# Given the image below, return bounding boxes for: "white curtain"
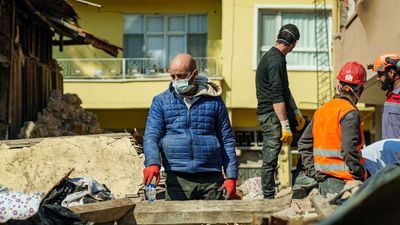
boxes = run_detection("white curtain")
[261,13,277,49]
[282,12,316,67]
[259,11,331,67]
[168,35,185,63]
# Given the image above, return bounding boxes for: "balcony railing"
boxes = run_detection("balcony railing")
[57,57,222,80]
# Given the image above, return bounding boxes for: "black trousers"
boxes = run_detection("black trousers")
[257,112,282,198]
[165,171,224,201]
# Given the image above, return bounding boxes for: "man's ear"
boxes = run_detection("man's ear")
[193,68,199,78]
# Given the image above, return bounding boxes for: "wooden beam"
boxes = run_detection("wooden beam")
[21,0,68,37]
[72,0,102,8]
[0,132,133,149]
[52,39,88,46]
[133,196,291,225]
[69,198,136,223]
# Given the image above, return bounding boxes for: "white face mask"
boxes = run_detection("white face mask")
[172,70,196,94]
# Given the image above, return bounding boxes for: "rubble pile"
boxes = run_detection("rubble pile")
[19,90,102,138]
[239,177,320,223]
[0,136,144,198]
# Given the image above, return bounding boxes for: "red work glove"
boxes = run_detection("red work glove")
[220,178,237,200]
[143,165,160,186]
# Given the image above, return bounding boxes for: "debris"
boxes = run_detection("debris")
[238,177,263,200]
[18,90,102,138]
[310,194,337,218]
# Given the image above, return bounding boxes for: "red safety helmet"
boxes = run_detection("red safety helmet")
[337,61,367,85]
[370,52,400,72]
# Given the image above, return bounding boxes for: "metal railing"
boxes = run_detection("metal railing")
[57,57,222,80]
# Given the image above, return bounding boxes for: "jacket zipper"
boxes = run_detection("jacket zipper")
[188,109,194,162]
[176,91,197,167]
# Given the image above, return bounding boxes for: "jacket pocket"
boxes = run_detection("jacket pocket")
[162,135,190,160]
[197,136,221,164]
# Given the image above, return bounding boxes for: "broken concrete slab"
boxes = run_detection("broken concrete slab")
[0,135,144,198]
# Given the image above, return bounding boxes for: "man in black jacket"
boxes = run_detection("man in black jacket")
[256,24,306,199]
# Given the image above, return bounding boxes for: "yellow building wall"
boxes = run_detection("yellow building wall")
[64,79,223,109]
[59,0,335,131]
[53,0,222,59]
[92,109,149,131]
[58,0,224,130]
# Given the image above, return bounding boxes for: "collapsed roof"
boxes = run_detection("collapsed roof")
[17,0,122,57]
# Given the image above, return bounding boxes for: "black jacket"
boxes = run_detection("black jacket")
[256,47,293,116]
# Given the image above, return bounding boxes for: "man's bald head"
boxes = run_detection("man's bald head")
[170,54,197,76]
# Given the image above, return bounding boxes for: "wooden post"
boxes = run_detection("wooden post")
[278,144,292,189]
[0,0,11,139]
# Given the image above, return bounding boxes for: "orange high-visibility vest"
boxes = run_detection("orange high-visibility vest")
[312,98,365,181]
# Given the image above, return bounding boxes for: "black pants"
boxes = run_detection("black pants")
[257,112,282,198]
[165,171,224,201]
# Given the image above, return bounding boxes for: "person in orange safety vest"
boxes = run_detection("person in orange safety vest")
[298,61,368,197]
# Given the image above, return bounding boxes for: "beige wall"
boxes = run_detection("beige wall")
[333,0,400,105]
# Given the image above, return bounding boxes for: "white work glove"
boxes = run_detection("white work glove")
[341,180,363,200]
[294,109,306,131]
[280,119,293,144]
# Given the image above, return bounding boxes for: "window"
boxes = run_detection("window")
[257,9,332,70]
[124,14,207,72]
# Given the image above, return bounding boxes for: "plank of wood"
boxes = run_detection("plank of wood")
[0,132,132,148]
[133,196,291,225]
[310,194,336,218]
[69,198,135,223]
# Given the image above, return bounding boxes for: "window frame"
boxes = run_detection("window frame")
[123,13,208,68]
[252,4,333,71]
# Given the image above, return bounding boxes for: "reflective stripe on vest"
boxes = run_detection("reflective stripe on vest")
[312,98,364,181]
[314,148,350,176]
[314,164,350,172]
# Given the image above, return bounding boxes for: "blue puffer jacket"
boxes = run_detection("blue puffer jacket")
[143,82,238,179]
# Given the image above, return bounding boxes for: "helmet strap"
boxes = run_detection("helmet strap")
[339,83,362,104]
